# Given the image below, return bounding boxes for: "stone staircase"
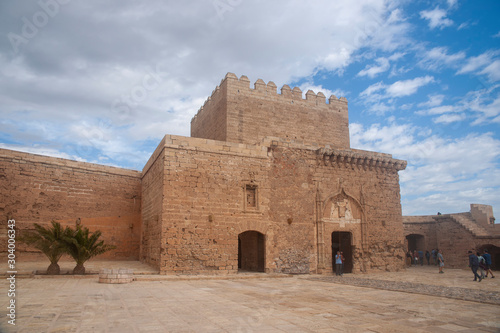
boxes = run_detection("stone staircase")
[449,213,490,237]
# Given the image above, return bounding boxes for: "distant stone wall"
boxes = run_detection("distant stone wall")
[0,148,142,260]
[403,209,500,268]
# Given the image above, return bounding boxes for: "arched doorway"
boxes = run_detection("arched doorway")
[332,231,353,273]
[406,234,425,252]
[238,231,265,272]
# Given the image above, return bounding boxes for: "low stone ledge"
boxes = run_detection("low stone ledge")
[99,268,134,284]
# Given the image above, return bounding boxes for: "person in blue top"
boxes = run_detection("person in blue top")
[418,250,424,266]
[335,251,342,276]
[483,249,495,278]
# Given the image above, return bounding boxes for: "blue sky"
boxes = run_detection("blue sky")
[1,0,499,216]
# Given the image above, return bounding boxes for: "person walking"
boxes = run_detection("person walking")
[425,250,431,265]
[437,249,444,273]
[483,249,496,278]
[477,252,486,279]
[418,250,424,266]
[468,251,482,282]
[335,251,342,276]
[406,250,412,267]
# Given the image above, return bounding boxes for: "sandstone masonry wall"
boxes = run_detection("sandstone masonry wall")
[190,81,227,142]
[0,148,142,260]
[142,133,407,275]
[271,142,406,273]
[148,135,271,274]
[191,73,350,148]
[141,137,167,269]
[403,212,500,268]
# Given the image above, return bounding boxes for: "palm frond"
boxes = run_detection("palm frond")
[18,221,69,264]
[62,225,116,267]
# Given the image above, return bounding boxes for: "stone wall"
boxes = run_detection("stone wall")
[140,137,167,269]
[271,143,406,273]
[0,148,142,260]
[140,134,407,275]
[191,73,350,148]
[403,209,500,268]
[146,135,271,274]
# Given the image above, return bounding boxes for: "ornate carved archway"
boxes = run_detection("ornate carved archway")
[316,187,367,273]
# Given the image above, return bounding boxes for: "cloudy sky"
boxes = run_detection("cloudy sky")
[1,0,499,216]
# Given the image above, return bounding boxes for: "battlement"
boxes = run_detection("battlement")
[191,73,348,124]
[191,73,351,148]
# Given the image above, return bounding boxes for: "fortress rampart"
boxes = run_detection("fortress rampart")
[191,73,350,148]
[0,148,142,260]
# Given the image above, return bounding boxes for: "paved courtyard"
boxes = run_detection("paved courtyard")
[1,262,499,332]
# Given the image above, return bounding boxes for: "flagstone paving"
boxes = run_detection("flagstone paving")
[1,263,499,332]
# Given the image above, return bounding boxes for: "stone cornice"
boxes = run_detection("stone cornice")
[316,148,407,171]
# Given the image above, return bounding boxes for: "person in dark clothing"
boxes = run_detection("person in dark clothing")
[431,249,437,265]
[483,249,496,278]
[468,251,482,282]
[425,250,431,265]
[406,250,412,267]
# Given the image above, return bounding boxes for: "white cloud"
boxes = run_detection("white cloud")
[361,76,434,99]
[417,105,455,116]
[298,83,346,101]
[480,60,500,82]
[356,53,405,78]
[359,76,435,114]
[386,76,435,97]
[420,7,454,29]
[418,94,445,108]
[433,113,466,123]
[0,143,88,162]
[360,81,386,97]
[358,58,390,78]
[457,51,498,75]
[351,122,500,215]
[463,85,500,124]
[419,47,466,71]
[362,8,412,52]
[447,0,458,8]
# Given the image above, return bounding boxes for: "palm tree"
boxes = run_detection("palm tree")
[19,221,70,275]
[63,225,116,274]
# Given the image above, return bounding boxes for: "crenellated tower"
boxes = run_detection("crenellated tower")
[191,73,350,148]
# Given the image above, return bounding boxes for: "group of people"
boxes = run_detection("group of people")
[468,249,495,282]
[406,249,445,273]
[406,247,496,280]
[335,251,345,276]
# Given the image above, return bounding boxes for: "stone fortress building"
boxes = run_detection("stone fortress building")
[1,72,496,274]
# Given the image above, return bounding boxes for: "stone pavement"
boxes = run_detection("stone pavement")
[1,262,499,332]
